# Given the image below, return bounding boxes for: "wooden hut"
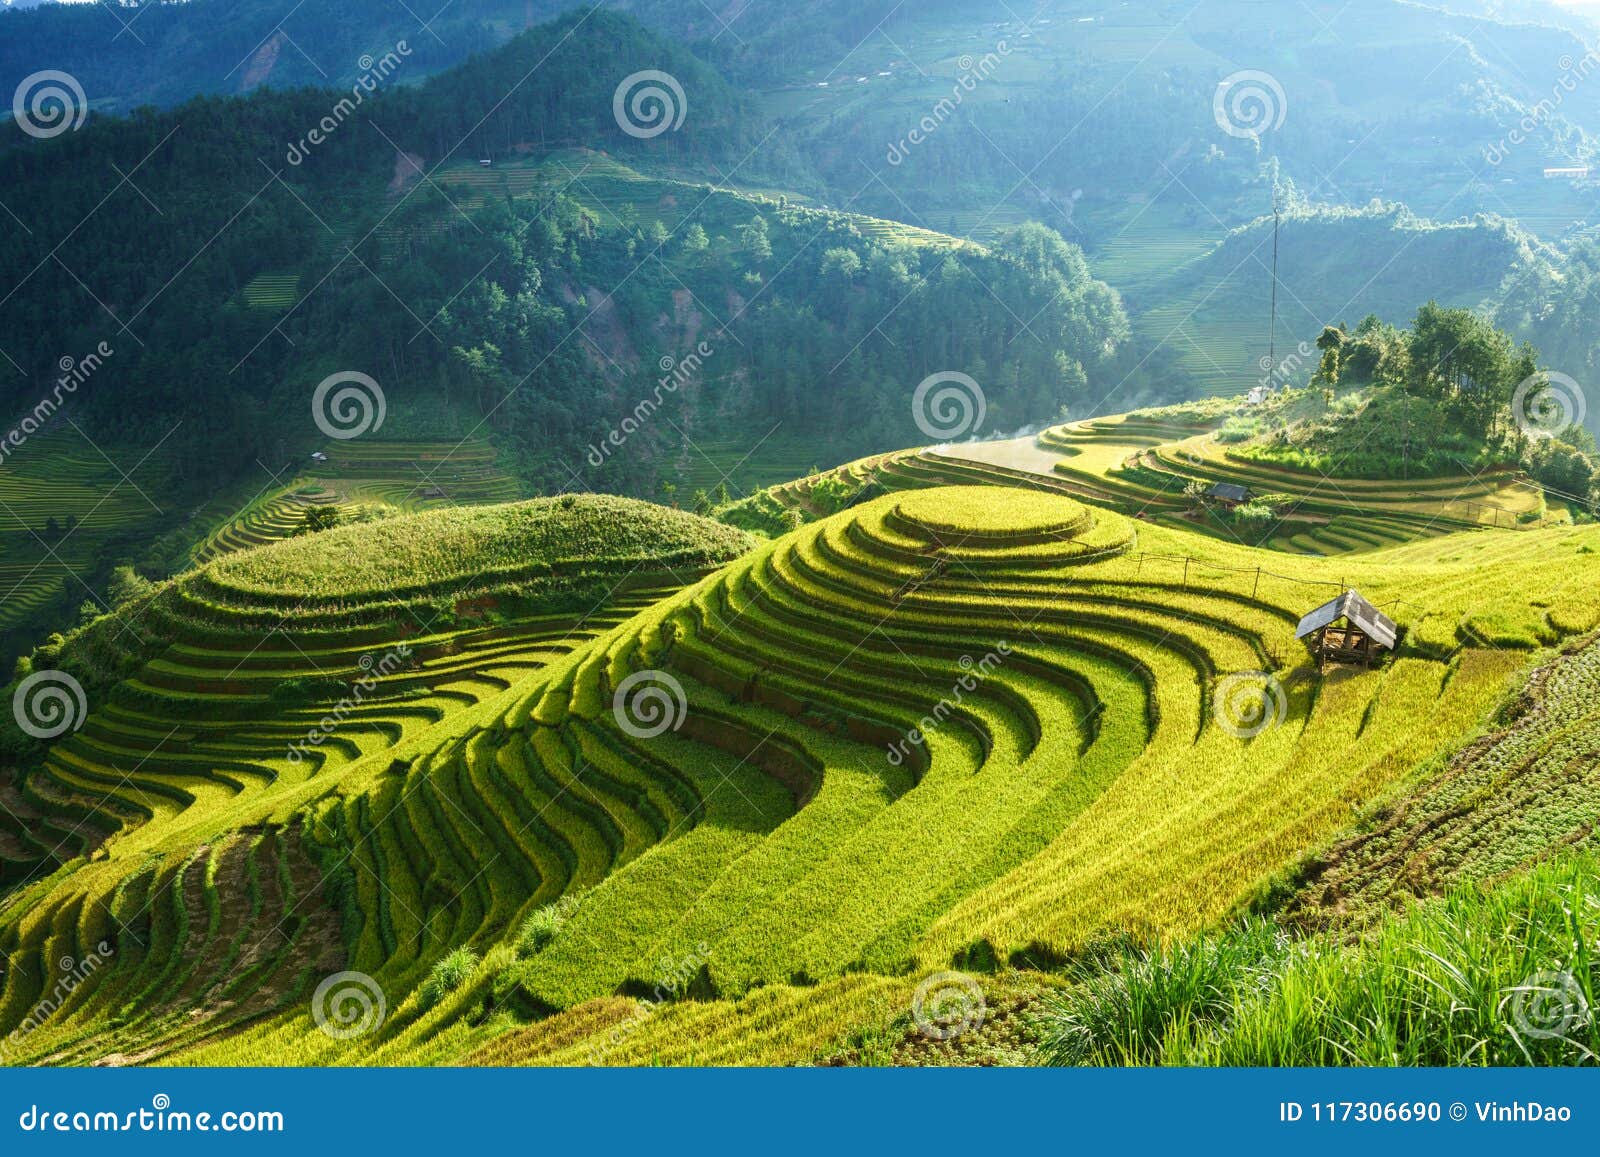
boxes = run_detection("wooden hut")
[1206,481,1251,510]
[1295,590,1397,667]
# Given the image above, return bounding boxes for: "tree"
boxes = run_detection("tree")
[691,488,710,515]
[1407,302,1519,434]
[736,215,771,262]
[303,505,341,533]
[819,247,862,287]
[1313,324,1347,387]
[107,565,153,608]
[713,481,731,507]
[680,223,709,257]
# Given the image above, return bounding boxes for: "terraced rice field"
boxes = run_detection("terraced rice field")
[189,488,345,564]
[1287,630,1600,924]
[0,496,753,1061]
[4,463,1596,1066]
[190,440,520,564]
[0,428,177,635]
[755,403,1546,559]
[308,439,519,508]
[240,271,301,311]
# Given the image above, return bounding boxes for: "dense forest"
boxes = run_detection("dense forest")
[0,10,1130,502]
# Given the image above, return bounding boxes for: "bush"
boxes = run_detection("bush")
[515,898,577,957]
[107,565,154,609]
[1214,415,1261,444]
[420,946,481,1008]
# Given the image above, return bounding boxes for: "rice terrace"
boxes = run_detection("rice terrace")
[2,0,1600,1128]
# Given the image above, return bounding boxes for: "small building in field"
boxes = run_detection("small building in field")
[1295,590,1398,667]
[1206,481,1252,509]
[422,485,447,499]
[310,451,329,463]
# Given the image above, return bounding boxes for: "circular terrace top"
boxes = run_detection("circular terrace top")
[892,485,1089,542]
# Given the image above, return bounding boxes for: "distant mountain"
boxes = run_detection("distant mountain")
[0,0,521,111]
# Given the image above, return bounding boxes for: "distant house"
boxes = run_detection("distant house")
[1245,385,1270,406]
[309,451,329,463]
[1544,165,1590,180]
[422,485,447,499]
[479,157,493,167]
[1206,481,1251,509]
[1295,590,1398,667]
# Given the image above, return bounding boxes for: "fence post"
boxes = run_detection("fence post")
[1252,567,1261,599]
[1182,557,1189,588]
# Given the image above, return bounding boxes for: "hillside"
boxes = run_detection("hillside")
[3,462,1598,1064]
[0,495,752,892]
[1123,203,1548,398]
[0,7,1141,666]
[0,6,1130,518]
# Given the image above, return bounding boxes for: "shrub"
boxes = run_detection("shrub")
[515,898,577,957]
[1214,416,1260,444]
[107,565,154,609]
[420,946,481,1008]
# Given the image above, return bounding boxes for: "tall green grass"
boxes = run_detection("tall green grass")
[1040,854,1600,1066]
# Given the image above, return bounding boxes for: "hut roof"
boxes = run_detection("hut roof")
[1295,590,1398,649]
[1207,482,1251,503]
